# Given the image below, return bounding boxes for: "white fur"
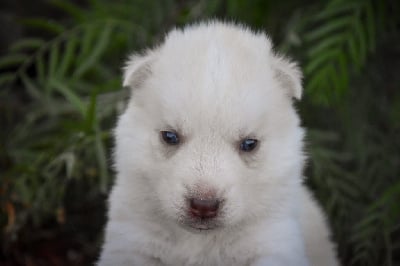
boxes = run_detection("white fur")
[98,21,339,266]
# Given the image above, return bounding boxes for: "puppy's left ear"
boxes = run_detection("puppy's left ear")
[123,50,157,89]
[272,55,303,100]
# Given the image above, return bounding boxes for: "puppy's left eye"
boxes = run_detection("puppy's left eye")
[240,138,258,152]
[161,131,180,145]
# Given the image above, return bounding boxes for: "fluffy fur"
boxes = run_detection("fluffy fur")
[98,21,339,266]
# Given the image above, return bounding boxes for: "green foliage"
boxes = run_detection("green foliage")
[299,1,400,265]
[0,0,176,251]
[302,0,387,105]
[1,0,399,265]
[306,93,400,265]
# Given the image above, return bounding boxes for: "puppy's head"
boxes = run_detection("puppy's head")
[115,22,304,231]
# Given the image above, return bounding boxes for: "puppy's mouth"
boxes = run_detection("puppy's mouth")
[180,217,222,232]
[178,208,223,232]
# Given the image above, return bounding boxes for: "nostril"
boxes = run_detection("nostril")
[189,198,220,219]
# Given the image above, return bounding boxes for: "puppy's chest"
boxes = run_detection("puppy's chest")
[152,236,254,266]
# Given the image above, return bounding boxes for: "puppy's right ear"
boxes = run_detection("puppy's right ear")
[271,54,303,100]
[123,50,156,89]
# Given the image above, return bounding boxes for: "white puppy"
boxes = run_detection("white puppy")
[98,21,339,266]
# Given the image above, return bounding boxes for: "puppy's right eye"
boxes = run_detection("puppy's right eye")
[161,131,180,145]
[239,138,258,152]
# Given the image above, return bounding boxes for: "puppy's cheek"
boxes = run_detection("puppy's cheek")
[155,179,186,218]
[221,189,245,225]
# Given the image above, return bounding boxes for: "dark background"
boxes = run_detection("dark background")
[1,0,399,265]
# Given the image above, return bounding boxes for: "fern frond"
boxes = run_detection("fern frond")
[302,0,387,105]
[20,18,66,34]
[9,38,45,52]
[350,181,400,265]
[49,0,86,21]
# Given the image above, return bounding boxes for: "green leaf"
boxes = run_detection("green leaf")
[305,17,352,42]
[365,2,376,52]
[58,37,78,76]
[73,23,113,78]
[354,17,367,65]
[53,152,76,179]
[85,93,97,132]
[306,66,329,103]
[347,34,361,71]
[0,73,15,86]
[77,25,96,61]
[50,78,86,117]
[337,53,349,95]
[307,35,344,57]
[352,213,381,237]
[21,73,42,100]
[0,54,27,69]
[21,18,65,34]
[324,63,342,99]
[48,43,60,77]
[312,2,358,21]
[375,0,387,31]
[304,49,340,75]
[35,55,46,86]
[49,0,86,21]
[351,243,376,265]
[95,128,108,193]
[10,38,45,52]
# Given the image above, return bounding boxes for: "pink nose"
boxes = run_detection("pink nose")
[189,198,220,219]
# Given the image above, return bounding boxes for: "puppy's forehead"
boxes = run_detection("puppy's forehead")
[145,26,283,128]
[154,24,274,91]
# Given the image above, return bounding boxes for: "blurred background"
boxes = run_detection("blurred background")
[0,0,399,265]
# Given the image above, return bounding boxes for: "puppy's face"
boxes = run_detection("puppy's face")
[115,23,304,232]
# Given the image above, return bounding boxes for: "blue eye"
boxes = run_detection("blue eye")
[161,131,180,145]
[240,138,258,152]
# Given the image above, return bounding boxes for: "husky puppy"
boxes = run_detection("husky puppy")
[98,21,339,266]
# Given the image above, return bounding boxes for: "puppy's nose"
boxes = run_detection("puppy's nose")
[189,198,220,219]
